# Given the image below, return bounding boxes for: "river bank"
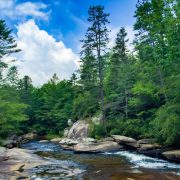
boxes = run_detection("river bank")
[0,146,50,180]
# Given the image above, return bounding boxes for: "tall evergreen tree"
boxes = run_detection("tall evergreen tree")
[81,6,110,129]
[0,19,20,82]
[80,47,97,91]
[106,27,131,119]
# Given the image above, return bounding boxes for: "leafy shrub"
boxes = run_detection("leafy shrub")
[73,92,99,118]
[108,118,149,139]
[151,103,180,146]
[90,124,106,139]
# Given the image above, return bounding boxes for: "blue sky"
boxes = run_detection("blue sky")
[0,0,138,85]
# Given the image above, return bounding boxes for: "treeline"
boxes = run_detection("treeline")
[0,0,179,146]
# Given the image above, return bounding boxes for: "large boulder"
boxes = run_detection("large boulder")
[111,135,139,148]
[74,141,123,153]
[0,148,50,179]
[67,121,89,139]
[162,150,180,163]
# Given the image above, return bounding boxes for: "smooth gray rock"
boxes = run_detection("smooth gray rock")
[74,141,123,153]
[139,143,161,151]
[162,150,180,163]
[111,135,139,148]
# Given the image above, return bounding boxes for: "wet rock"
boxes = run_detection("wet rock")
[60,144,74,151]
[31,163,85,179]
[39,140,49,143]
[74,141,123,153]
[139,143,161,151]
[162,150,180,163]
[50,138,62,143]
[59,138,79,146]
[111,135,139,148]
[67,120,89,139]
[0,147,50,180]
[138,149,165,158]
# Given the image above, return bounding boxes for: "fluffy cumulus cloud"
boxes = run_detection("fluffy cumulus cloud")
[0,0,50,20]
[14,20,79,86]
[109,26,135,51]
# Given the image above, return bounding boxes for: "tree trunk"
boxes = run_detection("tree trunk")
[98,48,106,131]
[96,20,106,133]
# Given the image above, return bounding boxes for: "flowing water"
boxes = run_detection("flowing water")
[21,141,180,180]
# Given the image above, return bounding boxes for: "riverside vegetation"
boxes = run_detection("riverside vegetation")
[0,0,180,150]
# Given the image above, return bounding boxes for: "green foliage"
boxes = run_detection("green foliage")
[0,19,20,58]
[28,79,74,135]
[0,86,28,137]
[90,124,106,139]
[73,91,99,119]
[151,103,180,146]
[45,134,62,140]
[107,118,149,139]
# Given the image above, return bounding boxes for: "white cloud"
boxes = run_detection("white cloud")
[13,20,79,86]
[109,26,135,51]
[0,0,49,20]
[0,0,13,9]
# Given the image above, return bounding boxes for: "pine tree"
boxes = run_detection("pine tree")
[106,27,130,119]
[81,6,110,129]
[80,47,97,92]
[0,19,21,83]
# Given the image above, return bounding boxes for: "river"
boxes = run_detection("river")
[21,141,180,180]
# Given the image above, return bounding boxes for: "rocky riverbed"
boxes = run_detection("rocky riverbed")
[0,140,180,180]
[1,119,180,179]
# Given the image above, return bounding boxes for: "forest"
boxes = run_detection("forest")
[0,0,179,147]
